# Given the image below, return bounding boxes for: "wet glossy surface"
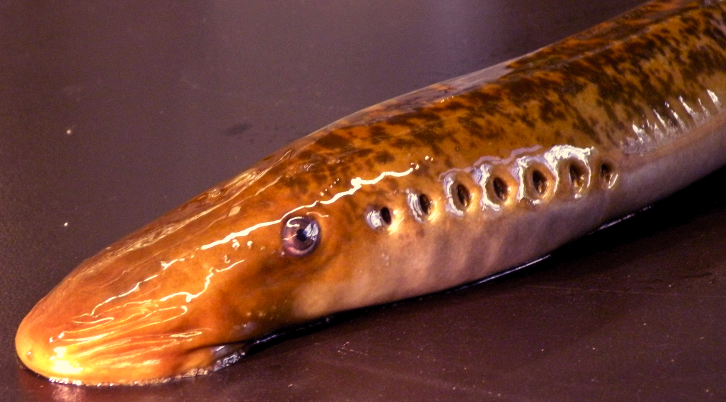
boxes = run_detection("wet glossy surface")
[5,0,726,399]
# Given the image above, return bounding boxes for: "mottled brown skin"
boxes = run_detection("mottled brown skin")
[16,0,726,385]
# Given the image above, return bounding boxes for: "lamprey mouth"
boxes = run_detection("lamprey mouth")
[14,256,257,385]
[16,321,248,385]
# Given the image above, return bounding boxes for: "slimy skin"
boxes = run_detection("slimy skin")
[15,0,726,385]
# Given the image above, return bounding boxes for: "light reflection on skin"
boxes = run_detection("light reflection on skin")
[159,259,246,303]
[76,166,419,331]
[200,167,415,251]
[28,165,419,384]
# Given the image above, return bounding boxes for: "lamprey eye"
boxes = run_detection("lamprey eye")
[282,216,321,257]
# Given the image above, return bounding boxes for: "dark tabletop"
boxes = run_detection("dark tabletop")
[3,1,726,401]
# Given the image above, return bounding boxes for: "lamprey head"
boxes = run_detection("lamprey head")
[15,182,315,384]
[14,138,432,385]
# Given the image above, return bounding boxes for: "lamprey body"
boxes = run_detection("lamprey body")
[16,0,726,385]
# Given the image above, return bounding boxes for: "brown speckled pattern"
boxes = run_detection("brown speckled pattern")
[253,0,726,197]
[15,0,726,385]
[217,0,726,235]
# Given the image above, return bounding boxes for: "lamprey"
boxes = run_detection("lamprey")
[16,0,726,385]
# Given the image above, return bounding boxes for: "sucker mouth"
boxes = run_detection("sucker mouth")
[25,342,253,387]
